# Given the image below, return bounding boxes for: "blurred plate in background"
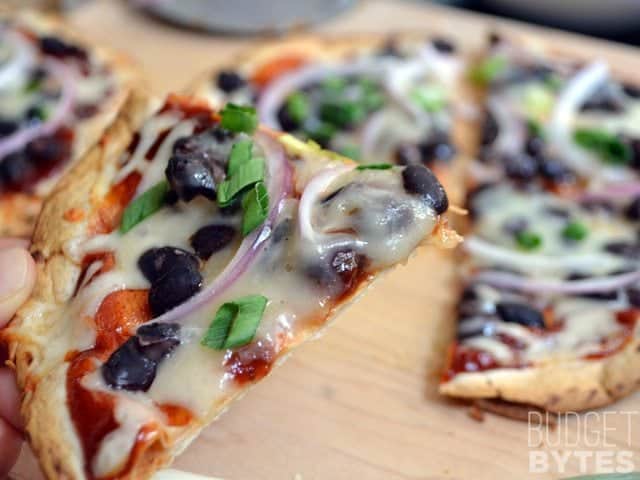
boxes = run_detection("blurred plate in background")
[134,0,357,34]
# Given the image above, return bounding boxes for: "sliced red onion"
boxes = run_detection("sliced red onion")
[257,60,387,129]
[487,96,526,157]
[150,131,292,325]
[464,235,625,274]
[548,61,608,177]
[474,269,640,295]
[579,181,640,201]
[0,59,76,160]
[359,109,388,160]
[0,31,36,91]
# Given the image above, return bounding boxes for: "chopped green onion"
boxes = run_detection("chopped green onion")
[24,77,42,93]
[220,103,258,134]
[573,128,632,165]
[356,163,392,170]
[201,294,268,350]
[516,231,542,251]
[523,84,554,119]
[469,56,507,85]
[304,122,336,146]
[119,180,169,234]
[227,140,253,177]
[321,76,347,94]
[241,181,269,235]
[338,145,361,160]
[217,157,265,206]
[562,221,588,241]
[411,84,447,113]
[285,92,310,125]
[527,118,544,138]
[319,101,365,128]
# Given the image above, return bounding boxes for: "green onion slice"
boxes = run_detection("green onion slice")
[469,56,507,85]
[562,221,588,242]
[201,294,268,350]
[217,157,265,206]
[411,84,447,113]
[573,128,632,165]
[516,231,542,251]
[356,163,393,170]
[227,139,253,177]
[220,103,258,134]
[285,92,309,125]
[120,180,169,234]
[241,181,269,236]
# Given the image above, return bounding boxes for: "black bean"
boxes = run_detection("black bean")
[418,132,456,165]
[276,103,299,132]
[623,83,640,99]
[401,164,448,214]
[544,206,571,219]
[378,40,402,58]
[496,302,545,328]
[580,85,625,113]
[481,111,498,146]
[136,322,181,362]
[0,119,18,138]
[39,36,87,60]
[503,153,538,181]
[603,241,640,259]
[0,152,32,189]
[580,199,614,213]
[190,224,236,260]
[25,135,70,167]
[629,138,640,171]
[431,37,456,54]
[216,70,246,93]
[627,286,640,307]
[538,158,575,184]
[625,196,640,221]
[138,247,199,284]
[525,135,545,158]
[148,265,203,317]
[102,337,158,391]
[165,153,217,201]
[306,249,365,296]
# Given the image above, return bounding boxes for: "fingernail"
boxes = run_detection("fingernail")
[0,248,30,300]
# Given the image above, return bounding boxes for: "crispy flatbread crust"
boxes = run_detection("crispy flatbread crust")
[5,89,459,479]
[440,32,640,413]
[0,10,143,237]
[187,33,479,206]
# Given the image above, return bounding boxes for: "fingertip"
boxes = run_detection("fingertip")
[0,247,36,328]
[0,369,22,431]
[0,417,22,478]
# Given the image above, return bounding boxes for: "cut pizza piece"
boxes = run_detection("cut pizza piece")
[471,32,640,190]
[0,10,140,236]
[440,183,640,411]
[189,34,476,200]
[6,93,460,480]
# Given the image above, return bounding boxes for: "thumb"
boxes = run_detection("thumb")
[0,246,36,328]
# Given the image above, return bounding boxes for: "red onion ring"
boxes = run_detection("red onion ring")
[474,269,640,295]
[0,59,76,160]
[578,181,640,201]
[150,131,292,325]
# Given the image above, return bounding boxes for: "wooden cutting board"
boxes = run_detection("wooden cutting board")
[10,1,640,479]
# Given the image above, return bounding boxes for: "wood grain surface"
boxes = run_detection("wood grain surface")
[10,1,640,479]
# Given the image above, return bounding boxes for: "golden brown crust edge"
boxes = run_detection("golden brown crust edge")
[0,9,144,237]
[4,87,157,480]
[439,322,640,412]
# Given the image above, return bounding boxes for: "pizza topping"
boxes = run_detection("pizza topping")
[495,302,545,328]
[102,323,181,391]
[573,127,632,165]
[431,37,456,54]
[201,294,268,350]
[190,224,236,260]
[39,35,87,62]
[138,247,200,284]
[148,257,203,317]
[216,70,246,93]
[219,103,258,134]
[120,180,170,233]
[562,220,588,242]
[515,230,542,250]
[401,164,448,213]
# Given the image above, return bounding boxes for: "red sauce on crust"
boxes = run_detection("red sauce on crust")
[89,172,141,235]
[442,343,500,382]
[251,55,307,88]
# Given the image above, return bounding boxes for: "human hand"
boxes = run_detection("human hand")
[0,239,36,478]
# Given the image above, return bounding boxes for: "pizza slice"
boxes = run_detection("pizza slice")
[440,181,640,411]
[472,32,640,190]
[0,10,140,236]
[189,34,475,200]
[5,93,459,479]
